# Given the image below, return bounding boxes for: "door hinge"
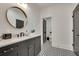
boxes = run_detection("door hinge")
[72,29,75,32]
[72,43,75,46]
[72,15,74,18]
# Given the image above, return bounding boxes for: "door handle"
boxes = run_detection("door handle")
[44,32,46,33]
[72,30,75,32]
[50,32,52,34]
[3,50,7,53]
[76,35,79,36]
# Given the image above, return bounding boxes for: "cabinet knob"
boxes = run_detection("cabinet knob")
[10,48,14,50]
[3,50,7,53]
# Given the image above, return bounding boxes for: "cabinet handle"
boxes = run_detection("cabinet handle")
[3,50,7,53]
[10,48,14,50]
[3,48,14,53]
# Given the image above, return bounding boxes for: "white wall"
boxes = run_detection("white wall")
[25,3,41,34]
[46,18,52,38]
[0,3,41,39]
[40,3,77,50]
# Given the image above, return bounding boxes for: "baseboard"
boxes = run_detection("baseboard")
[52,42,73,51]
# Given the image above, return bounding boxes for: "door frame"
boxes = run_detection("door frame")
[43,18,47,43]
[41,17,45,46]
[41,18,46,45]
[41,17,52,45]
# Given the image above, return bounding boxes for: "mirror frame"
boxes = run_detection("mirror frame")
[6,6,28,29]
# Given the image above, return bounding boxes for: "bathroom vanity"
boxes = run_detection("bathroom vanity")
[0,34,41,56]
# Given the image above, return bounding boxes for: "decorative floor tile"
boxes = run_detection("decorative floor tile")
[38,41,76,56]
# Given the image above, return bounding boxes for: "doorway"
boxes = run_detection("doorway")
[46,17,52,42]
[43,17,52,44]
[43,19,47,43]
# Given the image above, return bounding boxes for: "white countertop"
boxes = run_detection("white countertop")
[0,34,41,48]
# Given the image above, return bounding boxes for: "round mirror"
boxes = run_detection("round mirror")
[6,7,27,29]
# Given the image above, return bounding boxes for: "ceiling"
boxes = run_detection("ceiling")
[36,3,77,8]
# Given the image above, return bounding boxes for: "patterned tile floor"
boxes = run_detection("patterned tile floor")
[38,40,76,56]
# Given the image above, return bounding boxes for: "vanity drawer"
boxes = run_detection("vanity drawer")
[0,43,18,56]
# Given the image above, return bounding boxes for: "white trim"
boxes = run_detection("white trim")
[41,18,43,45]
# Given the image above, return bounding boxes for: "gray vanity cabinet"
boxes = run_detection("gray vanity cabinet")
[34,36,41,56]
[17,36,41,56]
[27,39,35,56]
[18,38,35,56]
[0,36,41,56]
[1,47,18,56]
[17,41,29,56]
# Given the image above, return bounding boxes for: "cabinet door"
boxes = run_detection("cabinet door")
[27,39,35,56]
[18,41,29,56]
[34,36,41,56]
[0,43,18,56]
[1,47,17,56]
